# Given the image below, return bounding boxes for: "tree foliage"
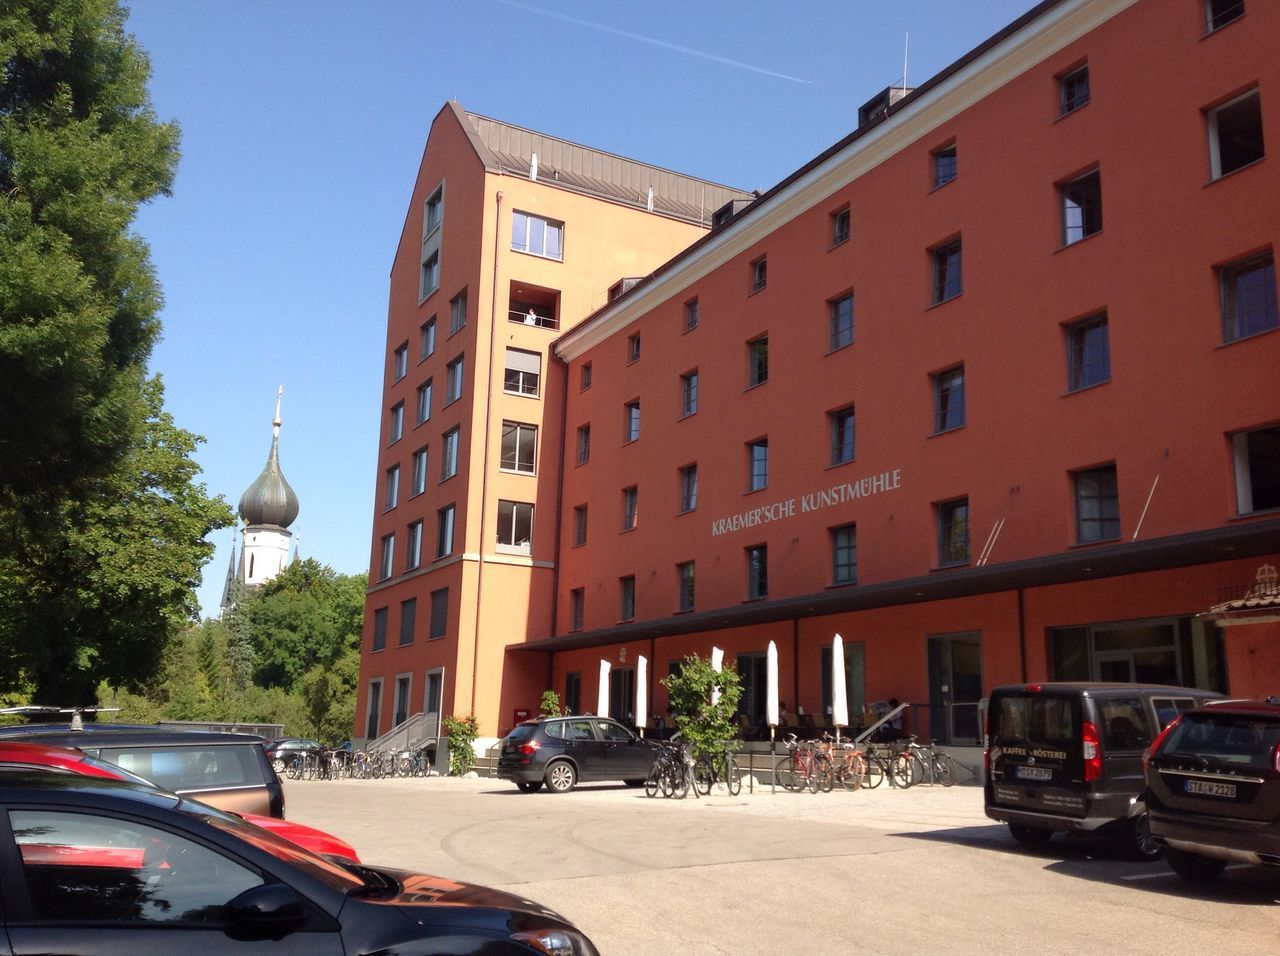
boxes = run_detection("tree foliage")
[663,654,743,760]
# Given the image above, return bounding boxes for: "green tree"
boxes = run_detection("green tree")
[663,654,742,760]
[539,689,561,717]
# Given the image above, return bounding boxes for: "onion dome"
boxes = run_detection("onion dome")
[238,387,299,528]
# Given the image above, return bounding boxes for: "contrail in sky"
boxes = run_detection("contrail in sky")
[494,0,812,85]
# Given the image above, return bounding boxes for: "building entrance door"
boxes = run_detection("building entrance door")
[927,632,983,745]
[609,667,635,724]
[1096,654,1135,682]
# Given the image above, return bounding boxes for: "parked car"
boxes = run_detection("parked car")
[497,715,659,793]
[0,725,284,817]
[264,737,323,773]
[1143,696,1280,881]
[0,773,598,954]
[0,741,358,862]
[985,682,1222,857]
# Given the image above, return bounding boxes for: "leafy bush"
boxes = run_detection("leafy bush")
[539,690,562,717]
[443,713,480,776]
[662,654,742,760]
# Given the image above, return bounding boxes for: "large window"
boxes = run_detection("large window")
[748,439,768,491]
[1074,465,1120,543]
[501,421,537,474]
[830,406,855,465]
[1060,168,1102,245]
[441,427,459,480]
[678,561,696,612]
[411,446,428,495]
[1232,424,1280,514]
[747,544,768,600]
[622,486,638,531]
[379,533,395,580]
[504,348,541,396]
[830,294,854,351]
[1207,88,1264,180]
[931,239,963,304]
[436,504,456,558]
[1058,63,1090,115]
[679,464,698,513]
[681,370,699,417]
[1219,251,1277,342]
[573,504,588,546]
[937,498,969,567]
[399,599,416,646]
[748,336,769,387]
[449,289,467,334]
[831,524,857,585]
[429,588,448,639]
[445,355,464,403]
[512,211,564,260]
[497,500,533,553]
[1049,616,1226,691]
[406,520,423,570]
[416,379,432,425]
[821,640,866,720]
[384,464,399,510]
[620,576,636,621]
[933,365,966,433]
[576,423,591,464]
[1067,313,1111,391]
[624,401,641,442]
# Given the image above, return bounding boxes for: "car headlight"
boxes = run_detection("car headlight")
[510,927,595,955]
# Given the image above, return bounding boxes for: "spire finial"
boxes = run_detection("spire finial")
[273,385,283,439]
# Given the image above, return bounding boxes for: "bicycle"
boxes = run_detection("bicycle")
[776,734,828,793]
[889,736,957,787]
[645,739,697,799]
[694,745,742,796]
[819,735,870,792]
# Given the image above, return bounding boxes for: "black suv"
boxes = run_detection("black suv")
[1144,697,1280,881]
[497,716,659,793]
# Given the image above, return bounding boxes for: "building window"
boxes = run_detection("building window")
[678,561,696,612]
[830,406,855,465]
[1206,0,1245,32]
[411,446,428,496]
[1059,64,1090,115]
[445,355,464,404]
[421,252,440,299]
[379,533,395,580]
[449,289,467,334]
[750,256,767,293]
[581,362,592,391]
[681,370,699,417]
[933,365,966,433]
[415,379,432,425]
[501,421,537,474]
[624,400,641,442]
[1067,313,1111,391]
[684,298,699,332]
[1208,88,1264,179]
[399,598,416,646]
[748,439,768,491]
[1074,465,1120,543]
[441,427,459,480]
[503,348,541,397]
[429,588,448,639]
[1232,424,1280,514]
[932,144,957,188]
[748,336,769,387]
[424,187,443,235]
[627,333,641,363]
[388,402,404,445]
[679,464,698,513]
[570,589,585,631]
[831,207,851,246]
[511,211,564,260]
[573,504,588,546]
[620,576,636,622]
[372,607,388,651]
[931,239,963,304]
[831,524,857,585]
[937,498,970,567]
[420,317,436,361]
[1061,168,1102,245]
[576,423,591,465]
[622,486,638,531]
[497,500,533,553]
[384,464,400,510]
[393,343,408,382]
[829,294,854,351]
[436,503,456,558]
[406,520,423,570]
[747,544,768,600]
[1220,251,1277,342]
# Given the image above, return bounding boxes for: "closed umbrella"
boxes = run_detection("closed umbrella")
[832,633,849,744]
[597,660,610,718]
[767,640,780,793]
[710,646,724,707]
[636,655,648,734]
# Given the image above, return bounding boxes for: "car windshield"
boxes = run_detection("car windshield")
[1161,712,1280,768]
[996,695,1076,747]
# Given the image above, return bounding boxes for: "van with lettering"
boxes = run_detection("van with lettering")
[984,683,1221,858]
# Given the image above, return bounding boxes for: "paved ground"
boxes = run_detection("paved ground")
[284,775,1280,955]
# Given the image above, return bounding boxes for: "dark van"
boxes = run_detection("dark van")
[984,683,1221,857]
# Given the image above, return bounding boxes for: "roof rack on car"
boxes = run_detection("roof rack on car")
[0,705,121,731]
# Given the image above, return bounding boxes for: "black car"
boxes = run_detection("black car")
[1143,697,1280,881]
[0,773,598,954]
[497,715,659,793]
[264,737,323,774]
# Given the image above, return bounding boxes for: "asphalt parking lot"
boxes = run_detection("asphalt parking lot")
[285,776,1280,955]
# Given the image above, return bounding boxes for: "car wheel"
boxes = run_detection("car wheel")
[516,780,543,793]
[1165,847,1227,882]
[623,779,645,788]
[1008,824,1054,846]
[271,757,286,774]
[1123,811,1162,861]
[545,761,577,794]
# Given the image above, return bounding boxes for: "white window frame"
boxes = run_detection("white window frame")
[496,500,534,554]
[511,210,565,261]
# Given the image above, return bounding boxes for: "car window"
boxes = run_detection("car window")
[1152,697,1197,730]
[594,721,634,743]
[11,809,263,922]
[1162,712,1280,768]
[508,724,540,741]
[99,745,259,792]
[995,696,1075,746]
[565,720,595,741]
[539,722,564,740]
[1097,697,1151,751]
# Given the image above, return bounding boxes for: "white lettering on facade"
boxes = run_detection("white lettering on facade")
[712,468,902,537]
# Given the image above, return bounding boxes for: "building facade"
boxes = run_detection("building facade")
[359,0,1280,745]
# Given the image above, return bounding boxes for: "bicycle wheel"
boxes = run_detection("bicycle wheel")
[804,759,820,794]
[816,758,835,793]
[935,753,957,787]
[891,753,914,788]
[776,755,800,791]
[694,756,713,796]
[725,756,742,796]
[644,764,661,798]
[862,753,885,789]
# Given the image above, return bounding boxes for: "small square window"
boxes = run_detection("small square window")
[1231,424,1280,514]
[1206,0,1245,33]
[388,402,404,445]
[1207,89,1264,180]
[679,464,698,513]
[830,406,855,465]
[1066,313,1111,391]
[750,257,767,293]
[829,294,854,351]
[831,208,851,246]
[748,439,768,492]
[1220,252,1277,342]
[1074,465,1119,543]
[831,524,857,586]
[620,576,636,622]
[624,401,641,442]
[573,504,588,546]
[937,498,969,567]
[1059,64,1090,115]
[746,544,768,600]
[681,370,699,418]
[748,336,769,387]
[622,486,638,531]
[931,240,963,304]
[684,299,700,332]
[580,362,592,391]
[1061,169,1102,245]
[932,366,966,433]
[393,343,408,382]
[932,144,957,188]
[677,561,696,613]
[627,333,641,363]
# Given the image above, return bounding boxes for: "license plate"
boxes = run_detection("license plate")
[1015,765,1052,781]
[1186,779,1236,798]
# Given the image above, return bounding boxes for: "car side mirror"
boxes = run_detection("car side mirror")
[226,883,307,941]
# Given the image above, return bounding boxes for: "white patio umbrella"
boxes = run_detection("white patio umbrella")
[636,655,648,734]
[710,646,724,707]
[597,660,611,718]
[766,641,780,728]
[832,633,849,741]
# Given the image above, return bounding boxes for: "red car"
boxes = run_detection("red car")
[0,741,359,862]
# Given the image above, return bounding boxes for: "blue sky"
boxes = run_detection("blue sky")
[123,0,1035,617]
